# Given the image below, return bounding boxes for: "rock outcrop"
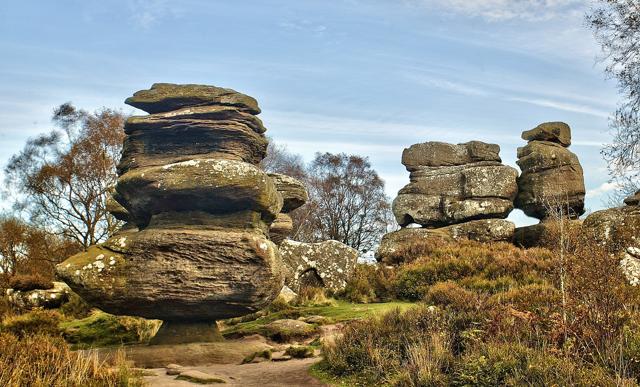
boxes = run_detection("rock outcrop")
[583,190,640,286]
[56,84,285,344]
[279,240,358,293]
[268,173,308,245]
[380,141,518,263]
[515,122,585,220]
[393,141,518,227]
[5,282,71,310]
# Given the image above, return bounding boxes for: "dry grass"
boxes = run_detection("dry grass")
[0,332,143,386]
[322,226,640,386]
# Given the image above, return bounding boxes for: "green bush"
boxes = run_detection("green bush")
[8,274,53,292]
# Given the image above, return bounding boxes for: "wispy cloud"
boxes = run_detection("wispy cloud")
[509,97,610,118]
[586,181,621,198]
[278,19,327,36]
[408,0,585,22]
[404,73,491,97]
[127,0,183,29]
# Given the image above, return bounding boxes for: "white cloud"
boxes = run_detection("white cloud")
[586,181,621,198]
[411,0,585,22]
[403,73,491,97]
[127,0,183,29]
[508,97,610,118]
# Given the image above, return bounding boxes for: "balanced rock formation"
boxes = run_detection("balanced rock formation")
[268,173,308,245]
[380,141,518,264]
[393,141,517,227]
[279,240,358,293]
[515,122,585,220]
[56,84,285,344]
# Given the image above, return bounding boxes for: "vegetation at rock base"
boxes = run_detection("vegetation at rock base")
[317,228,640,386]
[0,308,143,386]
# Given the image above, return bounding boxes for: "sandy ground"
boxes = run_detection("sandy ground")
[143,358,326,386]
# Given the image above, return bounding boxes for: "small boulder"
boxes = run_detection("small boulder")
[6,281,71,310]
[125,83,260,115]
[521,121,571,147]
[176,370,226,384]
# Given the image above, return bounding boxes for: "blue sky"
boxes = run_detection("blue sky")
[0,0,620,226]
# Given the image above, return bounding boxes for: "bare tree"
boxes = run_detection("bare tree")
[587,1,640,184]
[4,103,126,248]
[304,153,393,254]
[0,216,80,286]
[260,139,307,181]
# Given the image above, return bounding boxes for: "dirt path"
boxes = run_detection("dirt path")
[143,358,326,386]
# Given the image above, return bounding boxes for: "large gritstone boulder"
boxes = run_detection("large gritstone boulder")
[515,122,585,220]
[267,173,308,245]
[376,219,515,264]
[6,282,71,310]
[583,195,640,286]
[279,240,358,293]
[393,141,518,227]
[57,84,284,344]
[381,140,517,264]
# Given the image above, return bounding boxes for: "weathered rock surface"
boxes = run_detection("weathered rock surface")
[521,121,571,147]
[513,219,583,248]
[515,123,585,220]
[57,226,283,321]
[57,84,285,344]
[393,141,517,227]
[119,106,268,174]
[125,83,260,115]
[279,240,358,293]
[401,141,501,170]
[116,159,282,227]
[376,227,452,264]
[380,140,518,263]
[268,173,308,213]
[624,190,640,206]
[269,213,293,245]
[5,281,71,310]
[583,199,640,286]
[440,219,515,242]
[376,219,515,264]
[106,194,130,222]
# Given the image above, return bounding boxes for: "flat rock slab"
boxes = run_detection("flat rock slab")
[125,83,261,115]
[176,370,226,384]
[92,337,274,368]
[144,358,326,387]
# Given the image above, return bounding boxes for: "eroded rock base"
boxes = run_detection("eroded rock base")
[150,321,223,345]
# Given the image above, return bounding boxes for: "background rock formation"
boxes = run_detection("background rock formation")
[379,141,517,263]
[268,173,308,245]
[56,84,284,343]
[515,122,585,220]
[279,240,358,293]
[583,190,640,286]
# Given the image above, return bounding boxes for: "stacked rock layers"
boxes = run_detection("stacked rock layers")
[515,122,585,220]
[379,141,518,263]
[57,84,285,337]
[268,173,308,245]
